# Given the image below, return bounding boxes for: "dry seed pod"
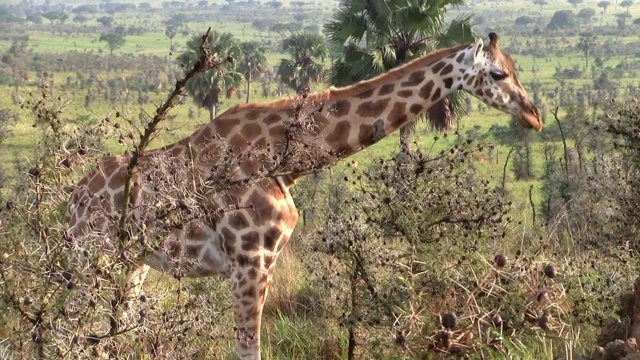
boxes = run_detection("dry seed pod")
[544,264,556,278]
[493,254,507,268]
[441,312,457,330]
[536,289,547,303]
[538,312,551,330]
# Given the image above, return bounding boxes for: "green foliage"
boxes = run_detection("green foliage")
[515,15,536,26]
[99,32,126,55]
[577,7,597,20]
[276,32,329,93]
[177,32,243,120]
[547,10,578,29]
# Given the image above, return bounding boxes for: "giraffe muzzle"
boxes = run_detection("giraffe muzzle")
[518,105,542,132]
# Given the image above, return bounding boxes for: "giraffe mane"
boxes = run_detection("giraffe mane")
[222,43,472,116]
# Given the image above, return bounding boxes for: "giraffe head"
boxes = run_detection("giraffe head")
[461,32,541,131]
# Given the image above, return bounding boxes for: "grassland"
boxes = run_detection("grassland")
[1,0,640,358]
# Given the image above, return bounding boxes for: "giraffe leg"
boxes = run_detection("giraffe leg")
[230,265,272,360]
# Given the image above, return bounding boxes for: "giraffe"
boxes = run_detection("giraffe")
[64,32,541,359]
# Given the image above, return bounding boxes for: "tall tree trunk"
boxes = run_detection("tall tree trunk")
[245,72,252,104]
[209,102,217,122]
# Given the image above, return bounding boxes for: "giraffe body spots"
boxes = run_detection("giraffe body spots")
[419,80,434,99]
[246,111,260,121]
[397,90,413,98]
[263,227,282,251]
[389,102,408,127]
[440,64,454,76]
[333,100,351,117]
[241,232,260,252]
[325,121,351,152]
[432,61,446,73]
[355,98,390,118]
[229,212,250,229]
[456,52,466,63]
[213,118,241,138]
[443,77,453,89]
[355,89,375,99]
[401,71,425,87]
[263,113,282,125]
[241,123,262,141]
[248,192,274,226]
[378,83,395,96]
[410,104,424,115]
[431,88,441,102]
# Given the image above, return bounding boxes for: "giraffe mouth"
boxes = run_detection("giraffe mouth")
[518,106,542,132]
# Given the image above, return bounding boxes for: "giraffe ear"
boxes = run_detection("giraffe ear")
[465,38,484,66]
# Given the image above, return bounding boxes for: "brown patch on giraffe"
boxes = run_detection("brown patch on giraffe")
[401,71,426,87]
[466,75,476,87]
[247,267,258,280]
[476,89,484,97]
[240,159,260,175]
[356,98,390,118]
[397,90,413,98]
[440,64,454,76]
[475,71,485,87]
[167,145,184,158]
[185,244,200,258]
[378,83,395,96]
[456,52,466,63]
[237,254,250,267]
[263,113,282,126]
[248,191,274,226]
[389,102,408,127]
[242,285,256,298]
[112,192,125,211]
[107,171,127,190]
[221,227,237,256]
[442,77,454,89]
[463,73,469,80]
[431,88,441,102]
[419,80,434,99]
[228,212,250,230]
[410,104,424,115]
[213,118,241,138]
[432,61,446,74]
[229,134,247,153]
[358,124,374,146]
[263,227,282,251]
[325,121,351,152]
[355,89,375,99]
[312,112,330,131]
[268,124,286,140]
[263,255,274,269]
[196,126,213,143]
[246,111,260,121]
[485,89,494,98]
[332,100,351,117]
[166,240,181,259]
[241,231,260,252]
[88,173,106,195]
[187,224,209,241]
[241,123,262,142]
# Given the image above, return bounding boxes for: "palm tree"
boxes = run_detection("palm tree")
[177,31,243,121]
[325,0,476,153]
[238,41,268,103]
[277,32,329,94]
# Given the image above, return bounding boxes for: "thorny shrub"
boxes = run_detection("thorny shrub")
[294,131,640,359]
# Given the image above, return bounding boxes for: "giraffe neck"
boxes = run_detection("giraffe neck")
[315,43,475,159]
[177,42,477,181]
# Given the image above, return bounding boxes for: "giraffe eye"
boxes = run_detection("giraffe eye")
[490,70,508,81]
